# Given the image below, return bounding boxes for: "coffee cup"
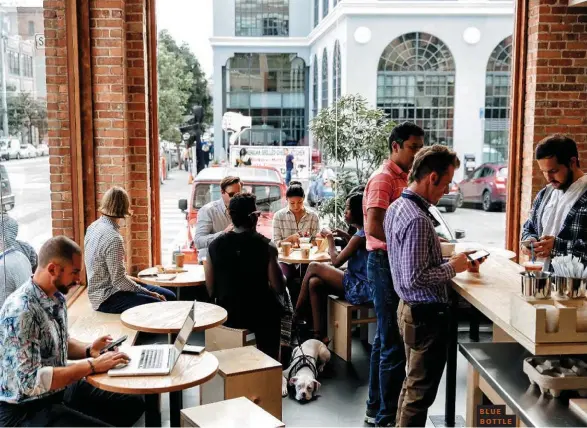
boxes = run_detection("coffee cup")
[315,237,324,249]
[299,237,311,245]
[175,253,185,268]
[282,242,292,257]
[300,243,312,259]
[523,261,544,272]
[441,242,455,258]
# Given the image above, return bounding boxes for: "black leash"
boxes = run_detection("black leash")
[287,321,319,384]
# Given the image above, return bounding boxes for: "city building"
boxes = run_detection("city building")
[210,0,514,180]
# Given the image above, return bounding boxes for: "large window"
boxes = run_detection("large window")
[484,36,512,163]
[321,49,328,109]
[377,32,456,147]
[312,55,318,117]
[235,0,289,37]
[225,53,307,145]
[314,0,319,27]
[323,0,329,18]
[332,40,341,102]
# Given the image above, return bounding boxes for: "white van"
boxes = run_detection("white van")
[0,138,22,160]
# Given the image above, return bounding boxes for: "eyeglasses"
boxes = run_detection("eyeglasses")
[248,211,261,219]
[225,191,237,198]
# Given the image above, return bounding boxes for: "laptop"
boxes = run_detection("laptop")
[108,301,196,377]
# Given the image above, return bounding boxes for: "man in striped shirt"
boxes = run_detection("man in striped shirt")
[363,122,424,426]
[385,146,473,427]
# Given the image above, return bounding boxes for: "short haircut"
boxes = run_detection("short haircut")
[286,181,305,198]
[346,192,364,227]
[388,122,425,152]
[220,176,241,192]
[536,134,580,168]
[408,145,461,185]
[228,193,257,228]
[38,236,81,269]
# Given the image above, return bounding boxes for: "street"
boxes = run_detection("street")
[2,157,508,261]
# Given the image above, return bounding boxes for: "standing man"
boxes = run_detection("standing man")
[0,219,32,308]
[0,236,144,426]
[385,145,474,427]
[363,122,424,426]
[194,176,242,262]
[285,149,294,186]
[522,135,587,267]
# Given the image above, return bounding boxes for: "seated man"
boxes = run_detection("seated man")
[0,219,33,308]
[205,193,284,360]
[194,176,242,263]
[85,186,176,313]
[0,236,144,427]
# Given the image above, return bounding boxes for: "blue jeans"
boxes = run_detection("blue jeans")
[366,250,406,426]
[285,169,292,186]
[98,285,177,314]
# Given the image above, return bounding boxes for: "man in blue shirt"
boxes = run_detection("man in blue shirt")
[0,236,144,427]
[285,149,294,186]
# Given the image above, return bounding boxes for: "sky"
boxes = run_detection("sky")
[156,0,214,78]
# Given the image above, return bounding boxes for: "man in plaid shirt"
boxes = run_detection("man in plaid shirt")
[362,122,424,426]
[522,135,587,267]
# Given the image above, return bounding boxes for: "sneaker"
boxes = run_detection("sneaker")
[364,408,377,425]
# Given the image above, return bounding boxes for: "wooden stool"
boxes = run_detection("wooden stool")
[200,346,282,419]
[181,397,285,427]
[327,296,376,362]
[205,325,256,351]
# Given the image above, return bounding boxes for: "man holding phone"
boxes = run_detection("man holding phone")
[521,135,587,268]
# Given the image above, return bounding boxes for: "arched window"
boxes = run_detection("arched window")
[323,0,329,18]
[312,55,319,117]
[332,41,341,102]
[321,49,328,109]
[484,36,512,163]
[314,0,319,27]
[377,32,456,147]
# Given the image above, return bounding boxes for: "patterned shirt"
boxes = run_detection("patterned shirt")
[272,207,320,245]
[85,216,144,310]
[363,160,408,251]
[0,279,68,403]
[0,248,33,308]
[194,199,231,261]
[385,189,456,304]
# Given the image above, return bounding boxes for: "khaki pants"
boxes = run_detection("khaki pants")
[396,300,449,427]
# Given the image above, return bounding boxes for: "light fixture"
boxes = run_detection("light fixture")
[463,27,481,45]
[354,27,371,45]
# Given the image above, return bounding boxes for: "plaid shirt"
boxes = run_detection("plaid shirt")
[522,185,587,265]
[272,207,319,245]
[84,216,144,310]
[363,160,408,251]
[385,189,456,304]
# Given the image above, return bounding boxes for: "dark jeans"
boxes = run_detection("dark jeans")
[285,169,292,186]
[366,250,406,426]
[97,284,176,314]
[397,300,449,427]
[0,380,144,427]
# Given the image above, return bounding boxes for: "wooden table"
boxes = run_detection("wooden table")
[136,264,205,299]
[456,242,517,261]
[121,301,227,338]
[87,350,219,427]
[278,247,331,264]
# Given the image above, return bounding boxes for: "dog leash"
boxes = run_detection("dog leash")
[287,321,319,384]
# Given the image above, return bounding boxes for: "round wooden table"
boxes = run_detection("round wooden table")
[136,264,205,299]
[121,301,227,336]
[278,247,331,264]
[87,351,219,427]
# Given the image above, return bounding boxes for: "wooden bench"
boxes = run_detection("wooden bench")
[327,296,376,362]
[67,287,139,345]
[205,325,256,352]
[181,397,285,428]
[201,346,282,420]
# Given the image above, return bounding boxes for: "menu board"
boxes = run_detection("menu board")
[230,145,311,179]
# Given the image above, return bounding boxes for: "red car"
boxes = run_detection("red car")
[458,163,508,212]
[178,166,287,263]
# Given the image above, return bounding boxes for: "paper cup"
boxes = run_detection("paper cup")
[299,237,311,245]
[315,237,324,248]
[441,242,455,258]
[300,243,312,259]
[175,253,185,268]
[282,242,292,257]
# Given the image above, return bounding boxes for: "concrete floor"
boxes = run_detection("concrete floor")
[135,323,491,427]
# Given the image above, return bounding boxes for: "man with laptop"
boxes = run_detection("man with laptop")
[0,236,145,427]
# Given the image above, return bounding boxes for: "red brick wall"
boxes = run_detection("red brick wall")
[521,0,587,227]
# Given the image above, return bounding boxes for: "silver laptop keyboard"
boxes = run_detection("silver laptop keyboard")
[139,349,164,369]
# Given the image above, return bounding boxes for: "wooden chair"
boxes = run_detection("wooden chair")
[327,295,376,362]
[205,325,256,351]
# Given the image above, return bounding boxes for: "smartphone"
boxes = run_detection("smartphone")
[100,335,127,354]
[468,250,490,262]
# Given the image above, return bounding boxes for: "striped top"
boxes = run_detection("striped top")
[272,207,320,246]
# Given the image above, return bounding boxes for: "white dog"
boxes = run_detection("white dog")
[282,339,331,401]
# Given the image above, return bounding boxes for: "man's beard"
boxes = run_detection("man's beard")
[54,280,72,295]
[554,170,574,192]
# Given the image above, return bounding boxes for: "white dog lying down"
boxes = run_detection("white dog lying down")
[282,339,331,401]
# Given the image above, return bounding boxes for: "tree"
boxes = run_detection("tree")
[309,94,395,227]
[159,30,212,124]
[7,92,48,144]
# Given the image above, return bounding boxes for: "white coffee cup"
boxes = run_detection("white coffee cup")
[441,242,455,258]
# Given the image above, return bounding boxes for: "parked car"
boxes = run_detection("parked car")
[307,166,359,207]
[437,182,461,213]
[178,166,287,263]
[17,144,37,159]
[36,143,49,156]
[429,204,465,242]
[458,163,508,211]
[1,138,21,160]
[0,164,15,212]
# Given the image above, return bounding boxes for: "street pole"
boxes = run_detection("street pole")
[0,12,8,137]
